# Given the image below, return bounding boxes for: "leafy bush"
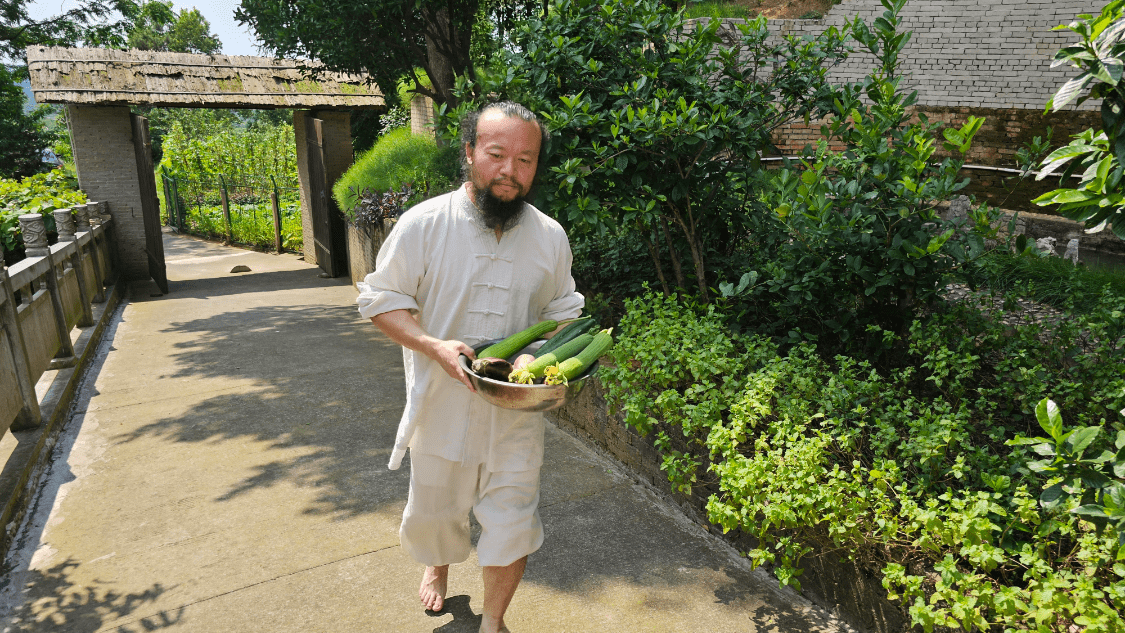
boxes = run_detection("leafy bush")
[331,127,459,221]
[721,0,1002,351]
[1033,0,1125,239]
[439,0,848,301]
[603,290,1125,631]
[0,170,87,254]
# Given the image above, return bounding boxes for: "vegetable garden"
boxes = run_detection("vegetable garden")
[158,115,303,252]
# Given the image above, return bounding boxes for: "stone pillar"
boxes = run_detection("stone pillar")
[67,105,148,280]
[53,208,76,242]
[294,109,353,269]
[410,94,436,138]
[18,215,49,257]
[74,204,91,232]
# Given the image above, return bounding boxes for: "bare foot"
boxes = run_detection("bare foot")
[479,623,510,633]
[419,565,448,612]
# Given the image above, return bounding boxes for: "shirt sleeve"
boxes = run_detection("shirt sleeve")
[539,232,585,322]
[356,218,425,319]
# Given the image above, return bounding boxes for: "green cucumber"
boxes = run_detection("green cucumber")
[534,317,597,358]
[544,328,613,385]
[518,333,594,380]
[476,320,558,360]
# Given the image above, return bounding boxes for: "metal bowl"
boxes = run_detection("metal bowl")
[458,353,598,412]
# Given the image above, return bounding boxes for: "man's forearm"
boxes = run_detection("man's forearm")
[371,309,476,391]
[371,310,442,357]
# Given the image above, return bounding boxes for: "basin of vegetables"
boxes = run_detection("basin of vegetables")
[458,317,613,412]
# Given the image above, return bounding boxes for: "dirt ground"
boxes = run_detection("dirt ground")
[740,0,839,19]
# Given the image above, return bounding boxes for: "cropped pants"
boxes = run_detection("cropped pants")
[400,452,544,568]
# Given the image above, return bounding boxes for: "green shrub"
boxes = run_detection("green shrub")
[0,170,87,254]
[332,127,459,219]
[440,0,848,301]
[721,0,1001,352]
[603,289,1125,630]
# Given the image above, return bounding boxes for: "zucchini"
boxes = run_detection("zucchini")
[533,317,597,358]
[476,320,558,360]
[509,333,594,383]
[544,328,613,385]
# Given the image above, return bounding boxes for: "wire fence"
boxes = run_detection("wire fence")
[160,173,303,253]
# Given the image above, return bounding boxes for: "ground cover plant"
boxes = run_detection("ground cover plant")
[604,289,1125,631]
[969,248,1125,313]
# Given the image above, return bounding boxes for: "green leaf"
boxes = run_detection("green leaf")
[1064,426,1102,458]
[1035,398,1064,441]
[1049,73,1093,111]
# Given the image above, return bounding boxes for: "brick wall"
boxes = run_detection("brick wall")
[67,105,149,281]
[737,0,1107,213]
[723,0,1098,111]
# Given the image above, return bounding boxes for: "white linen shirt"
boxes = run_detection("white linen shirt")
[356,185,584,472]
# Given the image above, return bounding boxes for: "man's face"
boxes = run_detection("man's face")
[465,111,541,205]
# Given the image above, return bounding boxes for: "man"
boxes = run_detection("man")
[356,102,583,633]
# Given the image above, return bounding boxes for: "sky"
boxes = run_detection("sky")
[26,0,264,57]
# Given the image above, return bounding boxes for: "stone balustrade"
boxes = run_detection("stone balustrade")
[0,205,117,434]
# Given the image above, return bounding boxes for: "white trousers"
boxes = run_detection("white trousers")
[401,453,544,568]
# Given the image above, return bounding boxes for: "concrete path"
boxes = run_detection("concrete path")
[0,234,848,633]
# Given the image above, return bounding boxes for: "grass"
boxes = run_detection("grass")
[968,249,1125,312]
[681,1,749,19]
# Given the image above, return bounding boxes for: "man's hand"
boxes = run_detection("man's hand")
[371,310,477,392]
[427,338,477,392]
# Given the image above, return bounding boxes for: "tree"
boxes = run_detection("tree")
[1,0,133,59]
[440,0,848,301]
[234,0,540,108]
[124,1,221,54]
[1,0,132,177]
[0,63,50,177]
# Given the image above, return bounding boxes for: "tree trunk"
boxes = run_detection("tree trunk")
[422,6,457,106]
[642,229,671,295]
[660,216,685,290]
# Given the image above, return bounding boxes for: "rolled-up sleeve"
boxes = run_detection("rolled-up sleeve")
[356,220,424,319]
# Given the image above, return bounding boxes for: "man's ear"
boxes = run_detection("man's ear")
[464,143,473,164]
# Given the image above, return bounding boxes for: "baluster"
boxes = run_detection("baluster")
[19,214,49,258]
[0,250,42,430]
[53,208,76,242]
[21,214,77,367]
[75,204,91,233]
[80,205,106,304]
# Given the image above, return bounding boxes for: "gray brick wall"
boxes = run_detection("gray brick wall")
[702,0,1097,111]
[67,105,149,281]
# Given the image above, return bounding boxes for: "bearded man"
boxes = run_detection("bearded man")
[356,101,583,633]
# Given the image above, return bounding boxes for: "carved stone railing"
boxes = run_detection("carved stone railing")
[0,202,117,434]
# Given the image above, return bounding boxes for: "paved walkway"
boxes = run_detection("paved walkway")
[0,234,847,633]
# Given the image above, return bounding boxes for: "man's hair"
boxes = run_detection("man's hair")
[460,101,550,180]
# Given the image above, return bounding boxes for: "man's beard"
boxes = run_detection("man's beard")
[473,182,527,232]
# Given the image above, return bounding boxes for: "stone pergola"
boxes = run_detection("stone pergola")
[26,45,385,285]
